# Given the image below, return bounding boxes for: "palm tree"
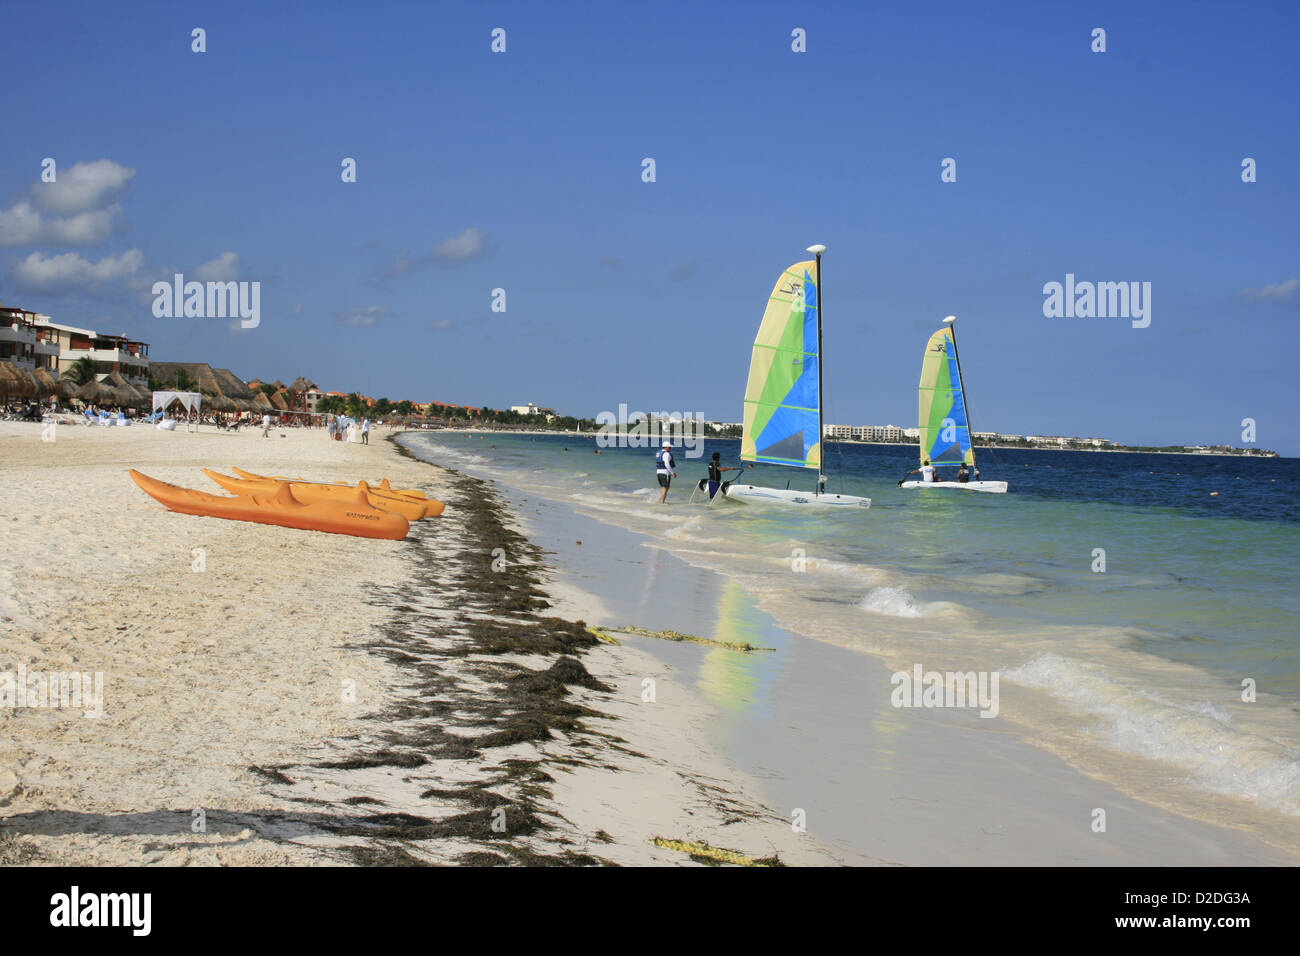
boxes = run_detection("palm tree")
[63,356,98,386]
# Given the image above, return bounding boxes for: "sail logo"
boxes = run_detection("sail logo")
[151,272,261,328]
[594,404,705,458]
[890,664,999,718]
[1042,274,1151,328]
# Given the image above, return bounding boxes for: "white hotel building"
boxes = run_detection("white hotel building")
[31,315,150,386]
[0,306,61,374]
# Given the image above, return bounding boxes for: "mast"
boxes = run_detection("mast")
[943,314,975,470]
[808,243,826,494]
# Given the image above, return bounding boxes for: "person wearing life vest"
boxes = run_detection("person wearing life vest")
[656,441,676,503]
[706,451,739,500]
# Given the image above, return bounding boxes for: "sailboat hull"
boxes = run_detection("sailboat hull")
[724,484,871,507]
[900,480,1008,494]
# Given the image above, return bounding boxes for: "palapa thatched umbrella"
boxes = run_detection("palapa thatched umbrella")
[74,378,115,405]
[32,367,70,400]
[270,390,290,411]
[0,363,36,400]
[251,392,273,410]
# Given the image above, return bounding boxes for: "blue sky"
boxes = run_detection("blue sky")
[2,0,1297,452]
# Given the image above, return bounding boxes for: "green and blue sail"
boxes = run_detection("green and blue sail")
[918,327,975,469]
[741,260,822,471]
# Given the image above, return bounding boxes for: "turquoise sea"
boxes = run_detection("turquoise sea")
[403,431,1300,830]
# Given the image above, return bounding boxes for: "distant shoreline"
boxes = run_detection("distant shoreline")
[414,427,1279,458]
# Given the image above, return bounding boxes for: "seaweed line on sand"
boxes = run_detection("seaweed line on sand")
[241,440,631,865]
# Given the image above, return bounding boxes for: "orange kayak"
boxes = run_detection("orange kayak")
[129,470,409,539]
[230,467,443,516]
[203,469,431,521]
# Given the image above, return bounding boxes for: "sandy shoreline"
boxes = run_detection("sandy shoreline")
[1,420,829,865]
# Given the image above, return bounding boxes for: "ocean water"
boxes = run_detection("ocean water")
[402,431,1300,832]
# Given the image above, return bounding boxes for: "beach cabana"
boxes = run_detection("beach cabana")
[151,390,202,425]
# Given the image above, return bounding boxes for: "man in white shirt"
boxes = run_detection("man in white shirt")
[903,458,938,483]
[656,441,676,503]
[361,418,370,445]
[262,413,272,438]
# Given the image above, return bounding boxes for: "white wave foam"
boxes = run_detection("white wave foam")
[1006,653,1300,815]
[859,586,923,618]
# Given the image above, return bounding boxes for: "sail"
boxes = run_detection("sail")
[741,260,821,470]
[917,328,975,470]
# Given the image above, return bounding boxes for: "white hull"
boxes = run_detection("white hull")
[724,484,871,508]
[900,480,1008,494]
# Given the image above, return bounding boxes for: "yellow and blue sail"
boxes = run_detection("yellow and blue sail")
[918,328,975,469]
[741,260,821,471]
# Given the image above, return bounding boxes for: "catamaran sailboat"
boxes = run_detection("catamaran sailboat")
[900,315,1008,493]
[721,244,871,508]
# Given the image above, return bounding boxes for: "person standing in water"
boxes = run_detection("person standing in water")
[706,451,738,500]
[656,441,676,503]
[904,458,937,483]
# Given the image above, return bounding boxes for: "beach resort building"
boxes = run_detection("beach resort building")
[0,305,61,375]
[30,315,150,386]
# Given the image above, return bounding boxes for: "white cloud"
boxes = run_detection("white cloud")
[338,305,391,326]
[33,159,135,215]
[427,319,453,331]
[0,200,120,246]
[13,249,144,292]
[1239,278,1300,304]
[373,227,488,281]
[193,251,240,281]
[433,227,486,261]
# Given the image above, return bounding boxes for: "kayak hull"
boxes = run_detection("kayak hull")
[900,480,1009,493]
[229,467,443,517]
[204,469,429,520]
[723,484,872,508]
[129,470,409,539]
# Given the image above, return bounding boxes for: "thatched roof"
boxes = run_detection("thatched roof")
[270,379,286,390]
[0,363,36,397]
[252,392,273,409]
[288,376,314,393]
[32,367,70,398]
[211,367,255,400]
[269,390,290,410]
[150,361,219,394]
[74,378,116,404]
[102,371,149,407]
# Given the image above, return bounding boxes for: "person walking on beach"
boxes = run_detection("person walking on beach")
[327,416,337,441]
[706,451,738,500]
[262,412,272,438]
[656,441,676,503]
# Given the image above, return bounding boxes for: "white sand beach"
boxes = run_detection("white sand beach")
[0,420,833,865]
